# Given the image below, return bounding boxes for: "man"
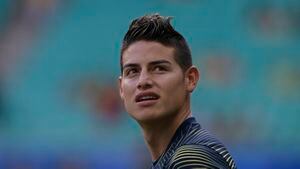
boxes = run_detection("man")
[118,14,237,169]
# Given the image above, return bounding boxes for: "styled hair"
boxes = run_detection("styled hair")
[120,14,192,73]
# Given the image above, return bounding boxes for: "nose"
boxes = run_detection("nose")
[137,71,153,90]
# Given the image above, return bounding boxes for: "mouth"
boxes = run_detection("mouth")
[135,92,160,103]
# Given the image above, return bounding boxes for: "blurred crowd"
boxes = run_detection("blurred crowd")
[0,0,299,168]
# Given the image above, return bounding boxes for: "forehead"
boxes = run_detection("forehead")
[122,41,176,65]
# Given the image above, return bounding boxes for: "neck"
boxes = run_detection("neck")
[139,105,191,161]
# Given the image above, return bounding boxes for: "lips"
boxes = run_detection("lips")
[135,92,160,103]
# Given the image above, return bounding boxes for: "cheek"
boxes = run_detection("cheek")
[121,84,134,113]
[161,76,186,99]
[122,80,136,101]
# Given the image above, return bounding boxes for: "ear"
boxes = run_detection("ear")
[118,76,124,100]
[185,66,200,93]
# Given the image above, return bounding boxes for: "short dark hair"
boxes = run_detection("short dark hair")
[120,14,192,73]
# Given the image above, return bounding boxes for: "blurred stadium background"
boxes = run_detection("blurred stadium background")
[0,0,300,168]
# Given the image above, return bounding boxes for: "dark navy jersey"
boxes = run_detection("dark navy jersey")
[151,117,237,169]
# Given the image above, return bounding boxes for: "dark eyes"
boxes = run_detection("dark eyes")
[124,68,139,77]
[124,65,168,77]
[153,65,167,72]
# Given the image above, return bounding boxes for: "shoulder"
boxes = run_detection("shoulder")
[169,144,235,169]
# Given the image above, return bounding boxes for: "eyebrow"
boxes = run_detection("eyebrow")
[123,59,171,70]
[123,63,139,70]
[148,60,171,66]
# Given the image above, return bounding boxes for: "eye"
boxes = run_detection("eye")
[153,65,167,72]
[125,68,139,77]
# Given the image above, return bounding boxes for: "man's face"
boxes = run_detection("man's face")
[119,41,190,123]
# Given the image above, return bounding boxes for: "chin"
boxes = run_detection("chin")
[131,111,161,123]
